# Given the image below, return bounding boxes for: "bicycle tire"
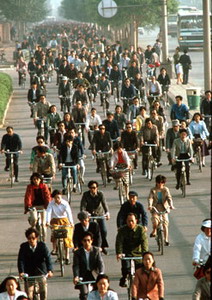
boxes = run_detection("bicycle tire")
[197,147,202,173]
[159,230,164,255]
[9,164,13,188]
[102,101,107,117]
[77,173,82,194]
[181,173,186,198]
[127,275,133,300]
[156,229,160,252]
[101,162,107,187]
[148,158,153,181]
[129,169,133,185]
[58,240,65,277]
[119,181,124,205]
[67,179,72,205]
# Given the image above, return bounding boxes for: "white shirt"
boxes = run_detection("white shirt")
[85,114,102,130]
[192,232,211,264]
[46,199,74,224]
[0,291,27,300]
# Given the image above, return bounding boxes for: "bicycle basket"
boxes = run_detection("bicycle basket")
[110,170,127,179]
[53,229,68,239]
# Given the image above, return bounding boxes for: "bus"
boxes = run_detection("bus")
[168,14,178,37]
[177,11,211,49]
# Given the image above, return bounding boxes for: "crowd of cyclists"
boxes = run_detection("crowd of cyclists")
[0,21,211,300]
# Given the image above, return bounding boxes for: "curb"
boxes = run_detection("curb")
[0,91,14,128]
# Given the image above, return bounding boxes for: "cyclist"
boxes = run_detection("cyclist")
[16,56,27,86]
[109,64,122,101]
[91,124,112,181]
[113,105,127,132]
[46,105,62,146]
[157,67,170,96]
[58,76,71,112]
[148,175,174,246]
[17,228,53,300]
[115,213,148,287]
[34,95,51,142]
[54,53,63,85]
[102,111,119,141]
[63,112,76,131]
[73,211,102,250]
[85,107,102,148]
[146,76,162,107]
[170,95,189,121]
[80,180,110,255]
[24,173,51,241]
[53,121,67,151]
[132,251,164,300]
[128,96,140,122]
[72,84,89,108]
[134,72,145,99]
[150,109,164,167]
[121,121,139,169]
[200,90,211,131]
[166,120,180,168]
[1,126,23,182]
[135,106,149,132]
[171,129,194,189]
[27,81,42,118]
[58,136,79,194]
[192,259,211,299]
[87,274,118,300]
[84,67,97,102]
[29,136,51,170]
[72,100,87,146]
[98,73,111,108]
[73,71,90,89]
[189,112,209,167]
[140,118,159,176]
[73,231,104,300]
[180,120,193,140]
[192,219,211,270]
[32,146,56,179]
[121,78,136,115]
[46,189,74,265]
[117,191,148,230]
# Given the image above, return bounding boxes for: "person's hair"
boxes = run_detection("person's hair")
[155,174,166,184]
[183,48,188,53]
[16,296,30,300]
[145,117,152,124]
[114,141,123,151]
[36,135,45,142]
[124,77,130,82]
[180,120,187,126]
[192,112,203,121]
[127,212,137,219]
[65,136,73,142]
[205,90,211,95]
[25,227,39,239]
[88,180,98,188]
[81,231,93,240]
[139,106,146,112]
[51,189,62,198]
[175,95,183,101]
[115,105,122,110]
[92,274,111,291]
[37,146,47,153]
[30,172,43,185]
[50,104,56,110]
[57,121,65,127]
[91,107,96,112]
[0,276,20,293]
[201,218,211,232]
[6,126,13,131]
[179,128,188,134]
[142,251,156,267]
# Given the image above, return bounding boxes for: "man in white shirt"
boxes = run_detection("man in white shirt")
[85,108,102,147]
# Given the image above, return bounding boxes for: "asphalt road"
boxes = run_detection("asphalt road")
[0,68,210,300]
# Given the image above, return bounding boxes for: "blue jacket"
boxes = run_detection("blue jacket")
[189,120,209,140]
[170,103,189,120]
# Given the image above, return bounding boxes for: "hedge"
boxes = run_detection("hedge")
[0,72,13,123]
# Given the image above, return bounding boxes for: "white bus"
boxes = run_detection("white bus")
[168,14,178,37]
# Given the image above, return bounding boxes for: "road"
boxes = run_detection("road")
[138,27,204,89]
[0,68,210,300]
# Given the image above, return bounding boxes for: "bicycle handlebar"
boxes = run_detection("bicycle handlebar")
[121,256,143,260]
[4,150,21,154]
[61,164,77,169]
[23,274,48,280]
[78,279,96,285]
[143,144,157,147]
[175,158,191,162]
[89,215,107,220]
[151,206,169,215]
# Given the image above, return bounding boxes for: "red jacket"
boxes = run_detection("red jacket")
[24,183,51,211]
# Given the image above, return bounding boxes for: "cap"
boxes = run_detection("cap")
[172,119,180,127]
[78,211,90,220]
[202,220,211,228]
[128,191,138,197]
[62,76,68,80]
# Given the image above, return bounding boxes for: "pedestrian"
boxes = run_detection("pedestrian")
[175,62,183,84]
[179,49,191,84]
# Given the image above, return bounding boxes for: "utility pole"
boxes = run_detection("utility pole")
[161,0,168,62]
[203,0,211,90]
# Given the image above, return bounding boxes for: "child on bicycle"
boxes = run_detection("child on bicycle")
[148,175,175,246]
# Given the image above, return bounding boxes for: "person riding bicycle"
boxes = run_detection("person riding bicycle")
[166,120,180,168]
[1,126,23,182]
[98,73,111,108]
[146,76,162,107]
[114,105,127,132]
[150,109,164,167]
[46,189,74,265]
[85,107,102,148]
[117,191,148,230]
[84,67,98,102]
[140,118,159,176]
[128,96,140,122]
[148,175,175,246]
[72,84,89,107]
[80,180,110,255]
[115,212,148,287]
[58,136,79,194]
[170,95,189,121]
[33,95,51,142]
[24,173,52,241]
[58,76,71,111]
[29,136,51,170]
[33,145,56,180]
[17,227,53,300]
[73,211,102,251]
[0,276,27,300]
[171,128,194,189]
[157,67,170,96]
[46,105,62,146]
[109,64,122,101]
[16,56,27,86]
[27,81,42,118]
[102,111,119,141]
[189,112,209,167]
[120,78,136,114]
[132,251,164,300]
[72,100,87,147]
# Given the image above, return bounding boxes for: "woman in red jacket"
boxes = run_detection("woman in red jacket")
[24,172,51,241]
[132,251,164,300]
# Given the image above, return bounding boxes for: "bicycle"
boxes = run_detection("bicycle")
[121,97,133,118]
[42,176,53,193]
[193,138,203,172]
[61,165,77,204]
[50,224,73,277]
[4,150,21,187]
[175,158,191,198]
[36,117,45,137]
[161,84,170,108]
[98,91,110,117]
[0,49,6,63]
[121,255,143,300]
[23,274,48,300]
[110,80,122,105]
[96,151,111,187]
[143,143,157,181]
[77,165,83,194]
[151,207,169,255]
[75,123,86,145]
[77,278,96,294]
[28,207,46,242]
[19,69,26,89]
[126,150,137,185]
[59,96,71,113]
[110,167,129,205]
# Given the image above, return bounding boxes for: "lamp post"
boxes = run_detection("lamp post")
[203,0,211,90]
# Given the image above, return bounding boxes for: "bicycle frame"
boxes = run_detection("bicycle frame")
[99,91,110,117]
[176,158,191,198]
[23,274,47,300]
[62,165,77,204]
[96,151,110,187]
[5,150,20,187]
[143,144,157,181]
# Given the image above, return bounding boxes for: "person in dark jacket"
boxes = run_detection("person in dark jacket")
[58,136,79,194]
[179,49,191,85]
[1,126,22,182]
[17,228,53,300]
[27,82,42,116]
[166,120,180,166]
[102,111,119,140]
[73,211,102,250]
[117,191,148,229]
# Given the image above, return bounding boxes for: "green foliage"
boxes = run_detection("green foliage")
[0,0,49,23]
[60,0,178,28]
[0,73,13,123]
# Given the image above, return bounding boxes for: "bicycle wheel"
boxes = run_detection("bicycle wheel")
[67,179,72,205]
[158,229,164,255]
[127,275,133,300]
[148,158,154,181]
[101,162,107,187]
[58,240,65,277]
[9,164,13,188]
[77,172,82,194]
[197,147,202,172]
[102,100,107,117]
[181,173,186,198]
[118,181,124,205]
[129,169,133,185]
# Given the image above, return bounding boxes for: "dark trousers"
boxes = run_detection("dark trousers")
[176,153,190,185]
[182,67,189,84]
[5,154,19,179]
[121,258,142,278]
[75,270,94,300]
[96,218,109,248]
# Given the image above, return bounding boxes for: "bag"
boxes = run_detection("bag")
[155,62,161,67]
[53,228,68,239]
[193,266,204,279]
